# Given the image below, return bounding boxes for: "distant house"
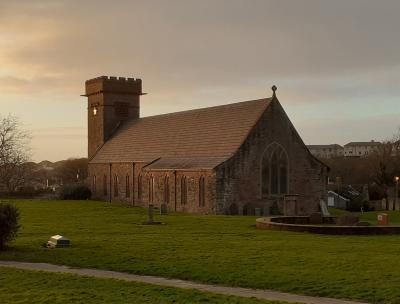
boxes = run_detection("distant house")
[344,141,381,157]
[307,144,343,159]
[327,190,350,209]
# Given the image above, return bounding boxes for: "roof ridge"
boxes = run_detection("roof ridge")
[137,97,271,121]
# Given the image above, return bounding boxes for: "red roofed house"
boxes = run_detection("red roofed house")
[85,76,327,215]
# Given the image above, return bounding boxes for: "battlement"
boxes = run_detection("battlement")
[85,75,142,96]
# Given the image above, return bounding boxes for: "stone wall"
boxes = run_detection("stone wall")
[88,97,327,216]
[86,76,142,159]
[256,217,400,235]
[89,163,217,214]
[215,98,327,215]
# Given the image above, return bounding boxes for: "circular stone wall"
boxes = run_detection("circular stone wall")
[256,217,400,235]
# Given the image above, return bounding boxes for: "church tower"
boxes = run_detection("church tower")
[84,76,143,159]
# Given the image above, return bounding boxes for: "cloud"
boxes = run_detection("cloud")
[3,0,400,90]
[1,0,400,160]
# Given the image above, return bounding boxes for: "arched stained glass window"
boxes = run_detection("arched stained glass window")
[261,143,288,197]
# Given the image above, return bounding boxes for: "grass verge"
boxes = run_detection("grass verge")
[0,200,399,303]
[0,267,285,304]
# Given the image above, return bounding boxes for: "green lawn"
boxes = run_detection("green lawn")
[1,200,400,303]
[0,267,284,304]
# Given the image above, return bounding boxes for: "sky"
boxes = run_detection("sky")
[1,0,399,162]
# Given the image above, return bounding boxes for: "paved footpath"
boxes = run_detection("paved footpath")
[0,261,369,304]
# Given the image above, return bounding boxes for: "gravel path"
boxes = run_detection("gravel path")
[0,260,369,304]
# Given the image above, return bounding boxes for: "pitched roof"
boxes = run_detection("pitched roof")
[90,98,272,168]
[144,157,227,170]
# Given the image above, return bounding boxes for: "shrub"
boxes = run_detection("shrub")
[59,184,91,200]
[0,203,21,250]
[347,197,373,212]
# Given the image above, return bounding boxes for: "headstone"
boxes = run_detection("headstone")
[148,204,154,224]
[382,198,387,210]
[47,235,70,248]
[160,203,168,215]
[284,194,299,215]
[336,215,359,226]
[319,200,330,216]
[309,212,323,225]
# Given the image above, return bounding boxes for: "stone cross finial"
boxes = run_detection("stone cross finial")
[271,85,277,98]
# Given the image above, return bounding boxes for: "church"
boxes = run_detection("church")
[85,76,327,215]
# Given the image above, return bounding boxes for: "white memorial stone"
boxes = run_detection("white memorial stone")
[47,235,70,248]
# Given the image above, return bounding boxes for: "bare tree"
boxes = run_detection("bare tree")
[56,158,88,184]
[393,127,400,157]
[368,141,394,186]
[0,115,31,193]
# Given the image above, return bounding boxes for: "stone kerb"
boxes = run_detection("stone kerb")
[256,217,400,235]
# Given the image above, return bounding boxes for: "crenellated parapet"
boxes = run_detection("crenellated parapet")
[85,75,142,96]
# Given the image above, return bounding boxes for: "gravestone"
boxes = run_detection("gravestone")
[388,199,394,211]
[47,235,70,248]
[148,204,154,223]
[283,194,299,215]
[319,200,330,216]
[160,203,167,215]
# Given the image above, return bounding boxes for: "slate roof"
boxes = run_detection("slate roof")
[90,98,273,169]
[143,157,227,170]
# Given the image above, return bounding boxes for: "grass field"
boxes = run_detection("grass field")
[1,200,400,303]
[0,267,284,304]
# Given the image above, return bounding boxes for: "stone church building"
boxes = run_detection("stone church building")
[85,76,327,215]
